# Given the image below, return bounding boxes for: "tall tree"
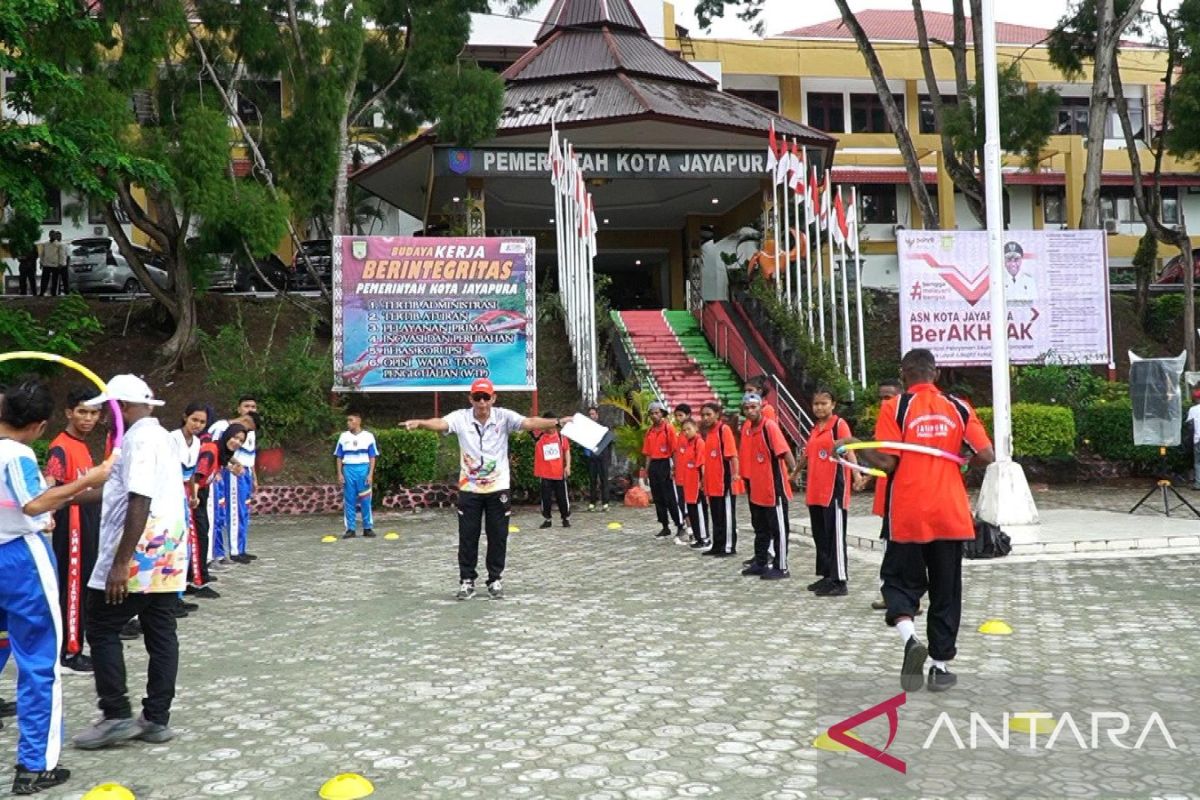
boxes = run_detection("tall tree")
[692,0,1057,228]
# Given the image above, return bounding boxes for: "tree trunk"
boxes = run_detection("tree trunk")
[832,0,939,228]
[158,284,199,373]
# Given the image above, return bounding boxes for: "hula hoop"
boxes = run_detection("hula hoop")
[831,456,886,478]
[0,351,124,448]
[836,440,967,466]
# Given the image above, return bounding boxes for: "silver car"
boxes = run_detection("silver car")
[70,254,171,294]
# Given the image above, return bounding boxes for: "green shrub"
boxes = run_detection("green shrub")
[0,294,104,383]
[975,404,1076,459]
[1012,364,1107,411]
[1144,294,1190,343]
[1075,398,1191,469]
[748,276,852,401]
[371,429,441,489]
[508,432,587,495]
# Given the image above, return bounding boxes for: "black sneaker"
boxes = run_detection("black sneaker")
[230,554,253,564]
[242,553,259,560]
[740,563,766,576]
[60,654,93,674]
[901,636,929,693]
[171,604,189,619]
[760,568,791,581]
[655,529,672,538]
[927,665,957,692]
[205,574,219,583]
[342,530,357,539]
[689,539,708,549]
[741,558,755,567]
[12,765,70,795]
[180,601,200,612]
[676,525,687,538]
[194,586,221,599]
[456,580,476,600]
[119,619,141,640]
[807,578,831,592]
[487,579,504,599]
[816,581,848,597]
[0,697,16,718]
[539,519,552,530]
[562,519,571,528]
[871,596,888,610]
[362,529,376,538]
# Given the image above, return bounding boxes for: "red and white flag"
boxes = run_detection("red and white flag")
[807,167,820,226]
[832,189,848,247]
[766,121,779,176]
[845,191,859,252]
[819,172,831,231]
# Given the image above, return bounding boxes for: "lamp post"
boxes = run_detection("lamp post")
[975,0,1040,531]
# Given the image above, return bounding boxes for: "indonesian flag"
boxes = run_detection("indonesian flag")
[766,121,779,176]
[575,164,587,229]
[807,167,819,226]
[819,171,831,231]
[587,194,598,257]
[549,125,562,191]
[845,191,859,252]
[789,141,805,193]
[832,189,848,247]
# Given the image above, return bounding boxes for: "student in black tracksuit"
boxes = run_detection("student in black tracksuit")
[642,401,683,538]
[584,405,611,512]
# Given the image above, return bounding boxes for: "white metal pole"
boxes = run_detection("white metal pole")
[802,148,813,332]
[794,174,805,321]
[782,142,792,309]
[812,168,826,347]
[771,178,782,302]
[839,187,853,383]
[826,172,839,362]
[852,187,868,388]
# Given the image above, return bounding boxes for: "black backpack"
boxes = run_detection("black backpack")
[965,518,1012,559]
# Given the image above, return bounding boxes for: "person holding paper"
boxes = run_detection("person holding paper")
[582,406,611,512]
[532,412,571,529]
[403,379,570,601]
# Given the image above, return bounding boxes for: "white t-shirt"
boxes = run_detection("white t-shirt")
[91,417,188,594]
[442,407,526,493]
[335,430,378,465]
[1188,404,1200,444]
[0,439,51,544]
[169,429,200,480]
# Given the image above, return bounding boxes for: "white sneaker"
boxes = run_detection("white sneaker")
[673,534,689,546]
[456,580,475,600]
[488,579,504,599]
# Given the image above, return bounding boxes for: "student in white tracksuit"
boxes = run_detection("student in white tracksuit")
[0,380,111,795]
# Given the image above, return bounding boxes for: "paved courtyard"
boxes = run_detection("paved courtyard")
[3,501,1199,799]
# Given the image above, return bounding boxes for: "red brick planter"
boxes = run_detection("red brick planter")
[248,482,459,515]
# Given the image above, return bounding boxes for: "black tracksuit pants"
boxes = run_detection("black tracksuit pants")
[880,539,964,662]
[587,456,609,504]
[685,496,709,543]
[194,486,212,583]
[648,459,682,531]
[750,499,789,571]
[540,478,570,521]
[707,490,737,554]
[457,490,511,584]
[85,590,179,725]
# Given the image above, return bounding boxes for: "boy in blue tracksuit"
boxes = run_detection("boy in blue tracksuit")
[0,379,111,795]
[336,413,378,538]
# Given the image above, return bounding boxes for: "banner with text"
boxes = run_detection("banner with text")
[898,230,1112,366]
[332,236,537,392]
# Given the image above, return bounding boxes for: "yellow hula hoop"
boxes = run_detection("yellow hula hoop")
[836,440,968,466]
[0,350,125,447]
[831,456,887,479]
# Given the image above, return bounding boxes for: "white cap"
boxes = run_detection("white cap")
[88,374,165,407]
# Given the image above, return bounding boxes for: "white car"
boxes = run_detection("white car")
[70,254,171,294]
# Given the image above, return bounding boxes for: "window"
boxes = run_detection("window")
[1162,187,1179,224]
[727,88,780,113]
[850,93,903,133]
[236,79,282,123]
[807,92,844,133]
[41,187,62,225]
[1056,97,1090,135]
[918,94,959,134]
[857,185,897,224]
[1107,97,1144,140]
[1042,188,1066,225]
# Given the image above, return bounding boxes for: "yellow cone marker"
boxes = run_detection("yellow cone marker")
[319,773,374,800]
[383,532,400,540]
[606,522,623,530]
[508,525,520,533]
[321,535,338,543]
[1009,713,1056,736]
[83,784,135,800]
[813,729,862,752]
[978,619,1013,635]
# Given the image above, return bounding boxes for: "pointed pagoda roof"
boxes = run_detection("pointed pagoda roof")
[535,0,648,43]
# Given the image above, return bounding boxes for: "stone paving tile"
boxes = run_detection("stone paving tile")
[2,505,1198,799]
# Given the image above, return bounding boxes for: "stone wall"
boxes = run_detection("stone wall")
[249,483,458,515]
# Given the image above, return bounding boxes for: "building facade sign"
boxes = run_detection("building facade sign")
[898,230,1112,366]
[436,147,825,179]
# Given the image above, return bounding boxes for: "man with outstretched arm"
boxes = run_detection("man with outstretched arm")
[403,378,572,600]
[839,349,995,694]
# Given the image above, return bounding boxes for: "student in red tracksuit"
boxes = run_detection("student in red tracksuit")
[642,401,683,538]
[533,414,571,529]
[871,379,903,611]
[671,404,692,524]
[738,391,796,581]
[699,402,740,557]
[45,387,103,673]
[675,419,708,548]
[803,387,865,598]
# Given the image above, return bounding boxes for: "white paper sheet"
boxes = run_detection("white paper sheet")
[560,412,610,451]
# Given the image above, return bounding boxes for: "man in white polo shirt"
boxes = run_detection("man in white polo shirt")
[404,378,571,600]
[73,375,187,751]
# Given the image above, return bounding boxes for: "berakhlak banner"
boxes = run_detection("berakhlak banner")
[898,230,1112,367]
[332,236,537,392]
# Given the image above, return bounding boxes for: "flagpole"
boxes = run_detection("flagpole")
[852,186,868,388]
[812,167,826,347]
[802,148,813,333]
[825,171,838,362]
[781,139,792,310]
[771,178,782,302]
[838,186,853,387]
[587,195,599,405]
[793,169,805,322]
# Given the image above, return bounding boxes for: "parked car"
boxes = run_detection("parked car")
[290,239,333,289]
[1154,249,1200,284]
[71,254,171,294]
[70,236,168,272]
[206,251,292,292]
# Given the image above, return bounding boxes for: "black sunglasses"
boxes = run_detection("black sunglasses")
[471,393,493,402]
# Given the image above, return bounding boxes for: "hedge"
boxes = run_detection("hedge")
[975,404,1075,459]
[1075,399,1192,470]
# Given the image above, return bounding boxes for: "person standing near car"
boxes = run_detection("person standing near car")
[403,378,570,601]
[17,244,39,296]
[37,231,69,297]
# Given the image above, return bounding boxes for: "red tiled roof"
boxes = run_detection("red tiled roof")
[780,10,1053,46]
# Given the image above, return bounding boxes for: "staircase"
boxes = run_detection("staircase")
[613,310,734,411]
